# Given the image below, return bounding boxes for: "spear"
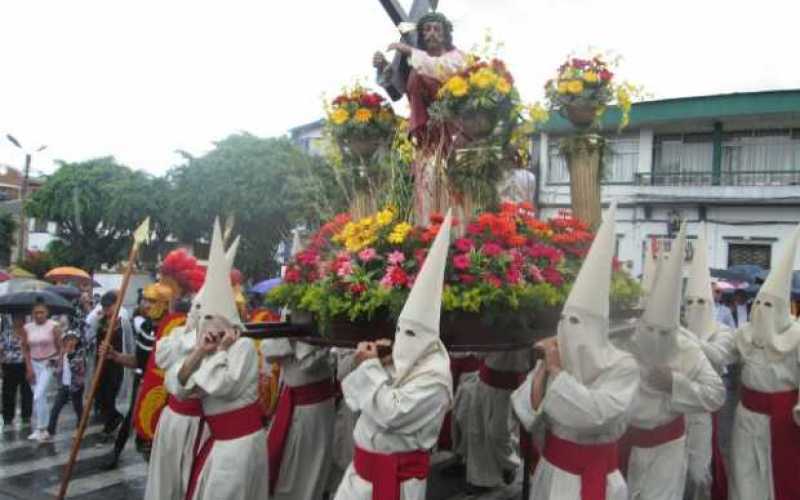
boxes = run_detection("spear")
[57,217,150,500]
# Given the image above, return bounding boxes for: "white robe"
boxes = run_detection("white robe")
[510,355,640,500]
[144,328,204,500]
[329,348,359,491]
[333,357,451,500]
[179,338,269,500]
[262,339,335,500]
[464,350,529,487]
[450,353,480,457]
[729,342,800,500]
[682,326,735,500]
[625,336,726,500]
[408,48,467,82]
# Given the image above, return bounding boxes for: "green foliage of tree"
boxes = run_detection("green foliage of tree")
[167,133,345,279]
[26,157,163,272]
[0,212,16,266]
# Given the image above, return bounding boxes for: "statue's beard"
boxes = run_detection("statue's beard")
[423,35,443,52]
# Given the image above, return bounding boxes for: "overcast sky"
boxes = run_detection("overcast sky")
[0,0,796,177]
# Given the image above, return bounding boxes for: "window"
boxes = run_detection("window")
[728,243,771,269]
[721,129,800,185]
[547,136,639,184]
[653,134,714,183]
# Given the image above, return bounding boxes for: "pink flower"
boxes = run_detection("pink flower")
[506,267,522,284]
[454,238,474,252]
[415,248,428,266]
[358,247,378,263]
[387,250,406,266]
[466,223,482,235]
[485,274,502,288]
[296,249,319,266]
[528,265,544,283]
[452,253,470,271]
[542,267,564,287]
[337,260,354,278]
[481,242,503,258]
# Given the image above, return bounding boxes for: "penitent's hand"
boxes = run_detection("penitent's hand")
[355,341,379,367]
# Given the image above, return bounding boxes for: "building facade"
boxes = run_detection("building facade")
[535,89,800,276]
[0,163,55,264]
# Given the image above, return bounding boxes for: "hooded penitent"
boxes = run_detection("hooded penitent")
[391,210,453,387]
[634,221,688,366]
[194,218,243,331]
[186,230,240,331]
[684,223,717,339]
[558,201,629,384]
[640,238,659,303]
[737,223,800,356]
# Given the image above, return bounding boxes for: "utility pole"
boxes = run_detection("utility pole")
[6,134,47,263]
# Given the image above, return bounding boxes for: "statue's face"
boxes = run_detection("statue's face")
[421,21,445,51]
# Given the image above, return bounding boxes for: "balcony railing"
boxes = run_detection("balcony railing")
[635,170,800,187]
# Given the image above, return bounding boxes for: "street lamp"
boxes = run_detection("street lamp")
[6,134,47,263]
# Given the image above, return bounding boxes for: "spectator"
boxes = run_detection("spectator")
[47,330,86,437]
[731,289,752,328]
[23,299,62,442]
[0,313,33,429]
[712,282,736,329]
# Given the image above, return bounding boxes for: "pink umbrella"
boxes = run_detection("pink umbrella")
[0,270,10,283]
[714,280,736,291]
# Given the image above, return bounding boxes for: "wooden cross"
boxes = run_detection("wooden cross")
[376,0,439,100]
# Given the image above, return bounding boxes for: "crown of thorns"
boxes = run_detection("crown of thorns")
[416,12,454,50]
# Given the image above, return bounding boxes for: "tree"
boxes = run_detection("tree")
[166,134,340,279]
[26,157,163,272]
[0,211,16,266]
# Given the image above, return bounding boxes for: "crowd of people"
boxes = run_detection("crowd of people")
[2,207,799,500]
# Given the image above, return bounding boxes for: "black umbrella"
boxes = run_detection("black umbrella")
[710,268,752,285]
[0,290,74,315]
[45,284,82,301]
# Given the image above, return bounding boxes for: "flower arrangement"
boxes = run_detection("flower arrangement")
[544,53,640,129]
[325,84,397,157]
[269,203,638,336]
[431,56,520,140]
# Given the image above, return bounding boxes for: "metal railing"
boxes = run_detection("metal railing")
[635,170,800,186]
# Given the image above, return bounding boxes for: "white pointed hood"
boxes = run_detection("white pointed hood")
[739,223,800,355]
[392,210,452,388]
[187,219,242,331]
[558,201,628,384]
[684,223,717,339]
[634,221,687,365]
[640,239,659,306]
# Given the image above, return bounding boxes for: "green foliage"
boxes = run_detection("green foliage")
[26,157,161,272]
[0,212,16,266]
[166,134,333,279]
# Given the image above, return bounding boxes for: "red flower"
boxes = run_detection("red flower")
[350,283,367,295]
[599,69,614,81]
[284,268,301,283]
[485,274,502,288]
[541,267,564,287]
[414,248,428,266]
[296,249,319,267]
[459,274,476,285]
[466,223,482,236]
[506,267,522,285]
[453,253,470,271]
[454,238,474,252]
[389,266,409,287]
[481,242,504,258]
[612,256,622,272]
[421,224,441,244]
[429,212,445,224]
[359,93,383,108]
[507,235,527,247]
[332,95,349,106]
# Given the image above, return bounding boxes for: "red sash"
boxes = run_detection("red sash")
[184,403,263,500]
[267,378,336,494]
[478,362,526,391]
[740,386,800,500]
[619,416,685,476]
[710,411,728,500]
[167,396,203,417]
[353,445,430,500]
[543,432,619,500]
[437,355,480,450]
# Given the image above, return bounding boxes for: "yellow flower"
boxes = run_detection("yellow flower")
[387,222,412,244]
[330,108,349,125]
[376,208,395,227]
[354,108,373,123]
[495,77,511,95]
[445,76,469,97]
[567,80,584,95]
[557,80,570,94]
[583,71,599,84]
[469,68,497,89]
